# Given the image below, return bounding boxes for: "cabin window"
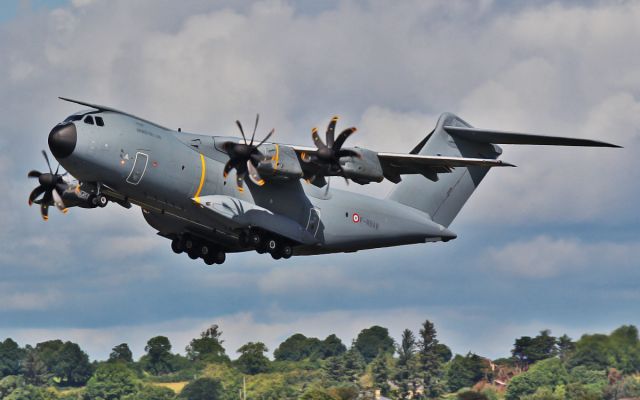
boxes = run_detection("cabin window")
[84,116,94,125]
[95,116,104,126]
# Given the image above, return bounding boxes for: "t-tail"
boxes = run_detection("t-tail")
[388,112,620,228]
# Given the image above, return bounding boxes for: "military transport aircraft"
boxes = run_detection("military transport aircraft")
[28,97,620,265]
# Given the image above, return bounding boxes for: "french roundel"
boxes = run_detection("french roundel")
[352,213,360,223]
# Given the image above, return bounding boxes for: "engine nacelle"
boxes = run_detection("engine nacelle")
[339,147,384,185]
[257,144,303,180]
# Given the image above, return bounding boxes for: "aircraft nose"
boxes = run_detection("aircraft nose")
[48,122,77,158]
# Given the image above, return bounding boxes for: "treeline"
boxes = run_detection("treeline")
[1,321,640,399]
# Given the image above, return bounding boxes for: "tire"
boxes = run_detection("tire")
[200,244,210,257]
[97,194,108,208]
[281,245,293,259]
[249,233,261,247]
[203,256,215,266]
[267,239,278,252]
[187,250,198,260]
[171,239,183,254]
[214,251,226,264]
[271,252,282,260]
[184,238,195,251]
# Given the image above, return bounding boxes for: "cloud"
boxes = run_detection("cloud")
[484,236,640,279]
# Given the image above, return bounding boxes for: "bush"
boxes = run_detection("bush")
[506,358,568,400]
[457,390,488,400]
[179,378,223,400]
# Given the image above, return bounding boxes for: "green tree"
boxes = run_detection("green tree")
[179,377,223,400]
[557,334,575,362]
[342,346,365,384]
[143,336,175,375]
[84,363,139,400]
[185,325,229,363]
[1,375,25,398]
[274,334,321,361]
[446,353,486,392]
[566,334,611,371]
[353,326,394,364]
[21,347,48,385]
[417,320,445,398]
[371,352,391,396]
[512,330,557,367]
[4,384,55,400]
[317,335,347,359]
[0,339,25,378]
[505,358,569,400]
[128,384,176,400]
[395,329,417,399]
[300,387,336,400]
[324,356,345,383]
[109,343,133,363]
[236,342,270,375]
[435,343,452,364]
[52,342,92,386]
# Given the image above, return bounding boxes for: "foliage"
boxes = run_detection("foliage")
[505,358,569,400]
[124,384,176,400]
[557,334,575,362]
[395,329,417,399]
[144,336,176,375]
[604,373,640,400]
[457,390,489,400]
[0,339,26,378]
[342,347,365,385]
[371,352,390,396]
[274,334,322,362]
[520,385,565,400]
[567,325,640,373]
[83,362,139,400]
[446,353,486,392]
[300,387,337,400]
[236,342,270,375]
[185,325,229,363]
[326,384,358,400]
[21,347,48,385]
[52,342,93,386]
[109,343,133,363]
[324,356,345,383]
[4,384,56,400]
[417,319,445,398]
[353,326,395,364]
[1,375,26,398]
[512,330,557,367]
[179,378,223,400]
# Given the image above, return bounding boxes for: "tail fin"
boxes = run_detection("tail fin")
[388,113,500,227]
[389,113,620,227]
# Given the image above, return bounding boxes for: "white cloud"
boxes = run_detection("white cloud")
[484,235,640,279]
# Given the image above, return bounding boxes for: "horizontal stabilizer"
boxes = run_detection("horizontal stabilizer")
[444,126,621,148]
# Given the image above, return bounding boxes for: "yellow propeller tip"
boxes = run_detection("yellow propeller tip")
[237,186,244,192]
[63,208,69,214]
[332,116,339,121]
[43,216,49,221]
[257,180,265,186]
[312,127,318,133]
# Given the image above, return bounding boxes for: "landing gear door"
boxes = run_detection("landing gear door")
[126,152,149,185]
[306,207,321,238]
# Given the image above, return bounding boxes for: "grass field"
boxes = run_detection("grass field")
[152,381,189,394]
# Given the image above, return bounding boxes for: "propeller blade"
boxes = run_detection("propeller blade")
[326,116,338,148]
[223,160,233,179]
[55,164,60,175]
[333,127,357,151]
[324,176,331,196]
[300,152,313,163]
[52,188,66,211]
[256,128,274,148]
[42,150,53,174]
[236,170,246,192]
[312,127,328,151]
[41,203,49,220]
[247,160,265,186]
[235,120,248,144]
[28,185,46,206]
[250,114,259,146]
[28,170,41,178]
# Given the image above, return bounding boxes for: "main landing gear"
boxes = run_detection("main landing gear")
[241,230,294,260]
[171,235,226,265]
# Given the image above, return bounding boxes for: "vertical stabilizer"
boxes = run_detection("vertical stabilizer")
[388,113,501,227]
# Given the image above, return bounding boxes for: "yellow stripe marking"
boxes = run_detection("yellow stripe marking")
[194,153,206,204]
[273,144,280,170]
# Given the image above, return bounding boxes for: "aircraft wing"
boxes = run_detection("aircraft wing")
[376,153,514,183]
[289,145,513,184]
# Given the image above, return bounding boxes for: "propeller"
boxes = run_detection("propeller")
[221,114,274,191]
[28,150,68,220]
[302,116,359,184]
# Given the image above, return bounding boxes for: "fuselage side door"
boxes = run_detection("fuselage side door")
[126,151,149,185]
[306,207,321,238]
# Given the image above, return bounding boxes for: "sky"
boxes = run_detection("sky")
[0,0,639,361]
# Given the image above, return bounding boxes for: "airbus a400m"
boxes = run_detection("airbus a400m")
[28,98,619,265]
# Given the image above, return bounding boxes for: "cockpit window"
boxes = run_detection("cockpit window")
[64,114,83,122]
[95,116,104,126]
[84,116,94,125]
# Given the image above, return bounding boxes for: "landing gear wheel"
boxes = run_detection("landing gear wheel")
[199,244,210,257]
[97,194,108,208]
[214,251,226,264]
[248,232,261,247]
[203,256,215,266]
[266,239,278,253]
[281,245,293,259]
[187,250,199,260]
[271,251,282,260]
[171,239,183,254]
[184,237,196,252]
